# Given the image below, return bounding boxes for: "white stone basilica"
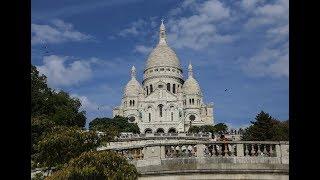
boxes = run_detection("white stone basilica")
[113,21,214,133]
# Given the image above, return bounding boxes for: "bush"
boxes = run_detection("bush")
[47,151,139,180]
[32,172,44,180]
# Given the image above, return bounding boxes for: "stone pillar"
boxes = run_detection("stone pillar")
[280,142,289,164]
[160,145,166,159]
[196,144,205,157]
[236,144,244,157]
[275,144,281,157]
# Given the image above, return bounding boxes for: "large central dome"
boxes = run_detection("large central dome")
[146,44,181,70]
[145,21,181,71]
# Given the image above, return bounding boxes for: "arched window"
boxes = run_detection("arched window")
[167,83,171,92]
[168,128,176,133]
[173,84,176,93]
[189,99,191,104]
[145,128,152,134]
[189,115,196,121]
[133,100,135,106]
[129,116,135,122]
[156,128,164,133]
[150,84,153,93]
[129,100,132,106]
[192,99,194,105]
[171,112,173,121]
[149,113,151,122]
[146,87,149,95]
[158,104,163,117]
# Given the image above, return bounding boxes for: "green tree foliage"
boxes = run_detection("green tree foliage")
[31,65,52,117]
[213,123,228,134]
[31,65,86,127]
[241,111,289,141]
[89,116,140,137]
[33,126,100,168]
[31,116,56,155]
[47,151,138,180]
[188,126,200,133]
[188,123,228,135]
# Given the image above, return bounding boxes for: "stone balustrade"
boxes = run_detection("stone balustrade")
[97,140,289,166]
[113,132,212,141]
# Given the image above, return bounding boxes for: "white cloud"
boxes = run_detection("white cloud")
[134,45,153,54]
[71,94,111,112]
[118,19,147,37]
[167,0,234,50]
[32,19,92,45]
[240,0,288,78]
[241,46,288,78]
[240,0,260,10]
[37,55,93,87]
[244,0,288,29]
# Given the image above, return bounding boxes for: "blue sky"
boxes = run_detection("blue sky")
[31,0,289,128]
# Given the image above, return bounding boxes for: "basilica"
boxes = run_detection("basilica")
[113,21,214,133]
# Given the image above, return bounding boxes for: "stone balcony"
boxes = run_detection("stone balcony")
[97,137,289,179]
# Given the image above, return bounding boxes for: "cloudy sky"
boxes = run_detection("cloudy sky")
[31,0,289,128]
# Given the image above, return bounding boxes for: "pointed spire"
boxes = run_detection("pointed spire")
[188,61,193,77]
[131,66,136,78]
[159,19,167,45]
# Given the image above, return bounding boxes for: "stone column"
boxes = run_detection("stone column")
[280,142,289,164]
[275,144,281,157]
[196,144,205,157]
[160,145,166,159]
[236,143,244,157]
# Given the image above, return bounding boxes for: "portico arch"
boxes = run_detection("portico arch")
[144,128,152,134]
[156,128,165,133]
[168,128,176,133]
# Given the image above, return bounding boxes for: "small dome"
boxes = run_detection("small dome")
[124,66,143,97]
[182,76,202,96]
[124,78,143,97]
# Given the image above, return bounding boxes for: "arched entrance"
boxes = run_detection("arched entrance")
[156,128,165,133]
[168,128,176,133]
[144,128,152,134]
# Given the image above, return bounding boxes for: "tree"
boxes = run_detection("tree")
[188,123,228,135]
[89,116,140,136]
[188,126,200,133]
[47,151,139,180]
[31,65,52,117]
[31,116,56,155]
[33,126,100,168]
[213,123,228,134]
[241,111,289,141]
[31,65,86,127]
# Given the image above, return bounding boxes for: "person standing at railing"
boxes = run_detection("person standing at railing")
[219,134,230,156]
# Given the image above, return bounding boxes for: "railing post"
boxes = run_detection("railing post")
[275,144,281,157]
[196,144,205,157]
[236,143,244,157]
[280,141,289,164]
[160,145,165,159]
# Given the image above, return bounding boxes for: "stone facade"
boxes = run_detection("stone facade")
[113,21,214,133]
